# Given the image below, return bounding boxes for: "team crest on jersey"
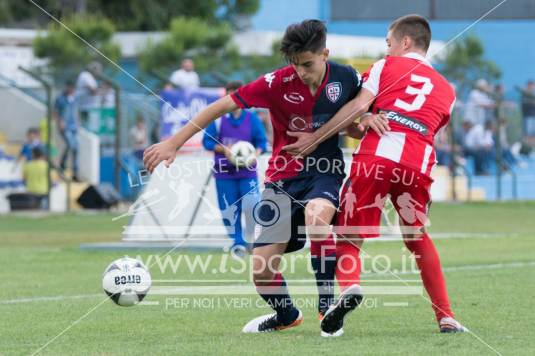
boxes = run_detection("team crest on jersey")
[326,82,342,103]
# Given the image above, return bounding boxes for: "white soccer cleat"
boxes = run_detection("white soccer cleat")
[439,317,469,333]
[242,310,303,333]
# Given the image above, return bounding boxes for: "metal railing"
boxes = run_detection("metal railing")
[18,66,52,210]
[88,70,122,192]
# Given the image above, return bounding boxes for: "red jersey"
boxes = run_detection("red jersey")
[231,62,362,182]
[357,53,456,177]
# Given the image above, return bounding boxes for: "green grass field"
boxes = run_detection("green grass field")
[1,202,535,355]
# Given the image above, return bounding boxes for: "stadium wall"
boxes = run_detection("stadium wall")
[251,0,535,98]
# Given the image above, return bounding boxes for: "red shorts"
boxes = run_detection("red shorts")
[335,155,433,238]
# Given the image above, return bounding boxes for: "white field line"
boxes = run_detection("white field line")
[0,294,102,305]
[2,260,534,305]
[383,302,409,307]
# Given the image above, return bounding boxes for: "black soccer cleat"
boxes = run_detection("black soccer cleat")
[242,309,303,333]
[320,284,363,337]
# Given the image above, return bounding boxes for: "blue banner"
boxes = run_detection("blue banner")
[160,88,224,149]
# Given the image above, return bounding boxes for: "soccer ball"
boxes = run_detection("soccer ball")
[229,141,257,168]
[102,257,151,307]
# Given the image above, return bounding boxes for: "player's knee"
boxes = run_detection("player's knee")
[305,221,331,241]
[402,227,426,241]
[252,269,277,286]
[308,230,330,242]
[304,201,335,241]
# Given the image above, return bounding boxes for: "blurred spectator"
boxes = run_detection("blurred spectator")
[76,61,101,122]
[150,121,160,145]
[130,115,148,161]
[464,79,494,125]
[463,120,493,175]
[254,108,273,148]
[55,81,80,181]
[435,126,452,166]
[100,81,116,108]
[520,80,535,147]
[22,146,48,208]
[17,127,43,163]
[169,58,200,90]
[495,83,505,98]
[497,117,517,169]
[202,81,267,251]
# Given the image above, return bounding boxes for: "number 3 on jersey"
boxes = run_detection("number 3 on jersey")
[394,74,434,112]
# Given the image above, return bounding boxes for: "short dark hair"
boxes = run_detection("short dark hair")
[389,14,431,52]
[280,19,327,62]
[32,146,44,159]
[225,80,243,92]
[27,127,39,136]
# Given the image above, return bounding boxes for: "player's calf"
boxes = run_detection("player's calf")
[305,199,338,316]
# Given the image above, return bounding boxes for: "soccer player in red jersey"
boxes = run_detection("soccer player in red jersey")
[284,14,468,336]
[144,20,363,333]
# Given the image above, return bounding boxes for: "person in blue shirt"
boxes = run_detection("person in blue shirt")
[202,81,268,252]
[18,127,43,162]
[54,81,80,181]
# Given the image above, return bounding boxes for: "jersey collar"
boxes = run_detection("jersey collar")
[402,52,432,67]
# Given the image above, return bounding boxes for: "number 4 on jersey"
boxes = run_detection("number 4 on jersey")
[394,74,434,112]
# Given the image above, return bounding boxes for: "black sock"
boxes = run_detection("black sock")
[311,252,336,314]
[255,272,298,325]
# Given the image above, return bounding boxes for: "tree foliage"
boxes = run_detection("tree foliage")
[243,40,286,81]
[1,0,260,31]
[33,16,120,75]
[91,0,260,31]
[138,17,241,78]
[439,34,501,97]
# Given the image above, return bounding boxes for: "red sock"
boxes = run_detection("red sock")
[335,239,361,291]
[404,233,454,321]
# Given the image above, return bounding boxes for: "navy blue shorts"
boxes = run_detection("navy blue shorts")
[252,174,344,253]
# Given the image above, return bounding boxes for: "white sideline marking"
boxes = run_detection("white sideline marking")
[363,232,521,242]
[383,302,409,307]
[2,260,534,305]
[368,260,535,276]
[139,301,160,306]
[0,294,101,305]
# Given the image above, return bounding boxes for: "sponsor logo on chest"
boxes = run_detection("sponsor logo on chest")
[283,92,305,104]
[380,109,429,135]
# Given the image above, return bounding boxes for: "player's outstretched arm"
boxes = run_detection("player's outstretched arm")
[284,89,389,156]
[143,95,238,172]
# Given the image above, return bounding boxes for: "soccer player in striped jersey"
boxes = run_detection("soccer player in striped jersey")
[284,14,468,337]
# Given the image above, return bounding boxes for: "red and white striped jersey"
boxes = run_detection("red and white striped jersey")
[356,52,456,177]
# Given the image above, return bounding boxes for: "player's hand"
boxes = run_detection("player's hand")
[346,122,366,138]
[282,131,318,157]
[223,145,233,162]
[143,140,178,173]
[358,113,390,136]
